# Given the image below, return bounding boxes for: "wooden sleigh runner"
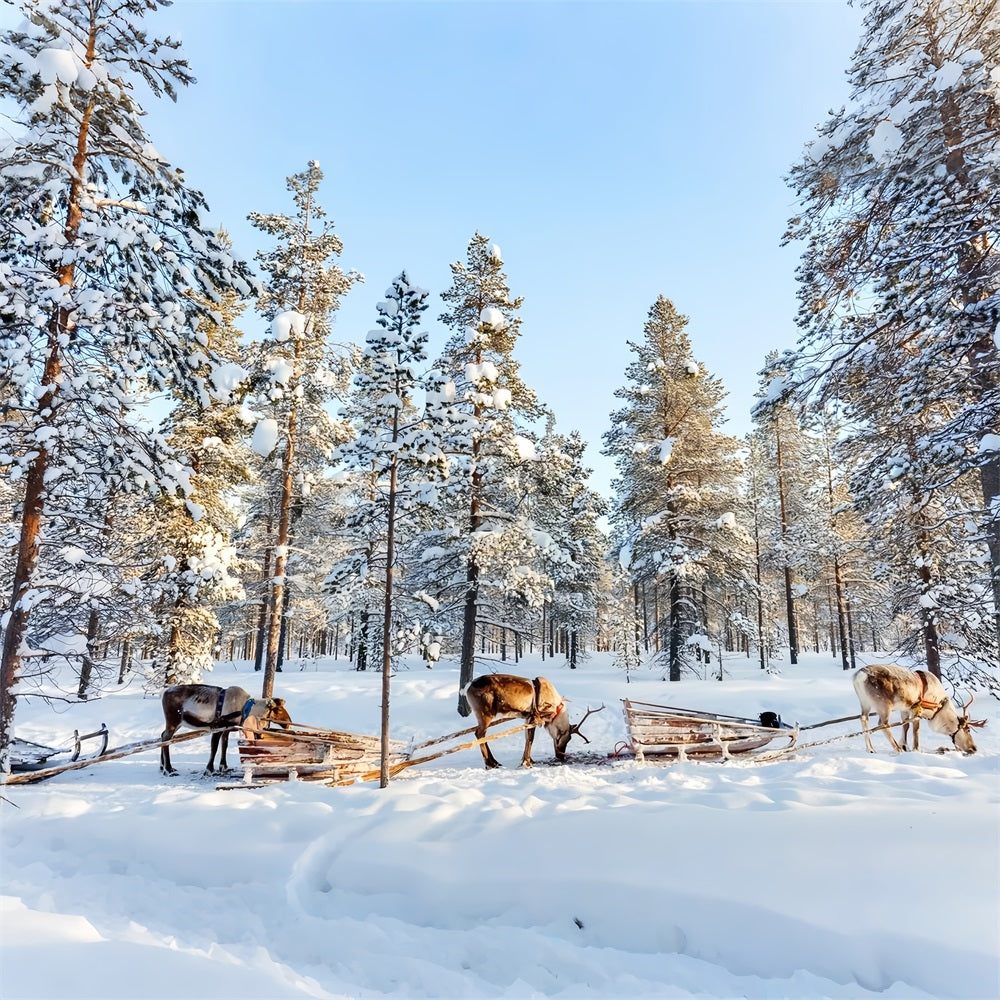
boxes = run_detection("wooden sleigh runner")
[621,699,799,762]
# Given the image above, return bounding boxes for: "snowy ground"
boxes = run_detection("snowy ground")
[2,650,998,1000]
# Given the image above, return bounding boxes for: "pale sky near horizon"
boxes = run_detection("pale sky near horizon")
[5,0,866,496]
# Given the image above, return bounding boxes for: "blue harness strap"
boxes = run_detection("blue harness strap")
[241,698,256,723]
[214,688,227,724]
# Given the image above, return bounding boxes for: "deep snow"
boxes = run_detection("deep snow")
[2,651,998,1000]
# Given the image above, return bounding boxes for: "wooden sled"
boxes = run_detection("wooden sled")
[236,724,409,784]
[222,717,538,789]
[622,699,798,762]
[11,724,110,773]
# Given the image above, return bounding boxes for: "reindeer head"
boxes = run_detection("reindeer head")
[244,697,292,735]
[951,694,978,754]
[547,704,605,760]
[264,697,292,730]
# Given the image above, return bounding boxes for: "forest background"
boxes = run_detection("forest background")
[0,0,997,767]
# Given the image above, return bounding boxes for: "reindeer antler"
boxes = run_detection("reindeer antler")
[569,704,605,745]
[955,691,988,728]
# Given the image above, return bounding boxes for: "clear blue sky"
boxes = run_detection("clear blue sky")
[13,0,866,496]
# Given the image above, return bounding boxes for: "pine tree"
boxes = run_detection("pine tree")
[435,233,544,714]
[781,0,1000,658]
[151,282,252,685]
[333,272,451,784]
[0,0,255,765]
[526,424,608,666]
[247,160,358,697]
[605,296,743,681]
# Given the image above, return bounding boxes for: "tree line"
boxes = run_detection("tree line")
[1,0,997,767]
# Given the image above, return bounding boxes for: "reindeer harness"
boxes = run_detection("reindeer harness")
[210,689,259,727]
[911,671,947,719]
[531,677,564,726]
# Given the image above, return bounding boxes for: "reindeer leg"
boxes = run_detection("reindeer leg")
[883,713,904,753]
[860,712,875,753]
[521,726,536,768]
[478,722,501,769]
[217,730,231,774]
[160,724,179,775]
[205,731,222,774]
[160,704,181,775]
[912,716,920,752]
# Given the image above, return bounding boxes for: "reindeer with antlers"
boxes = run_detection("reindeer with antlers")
[463,673,603,768]
[852,663,978,754]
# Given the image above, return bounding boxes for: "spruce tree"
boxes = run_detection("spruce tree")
[0,0,255,765]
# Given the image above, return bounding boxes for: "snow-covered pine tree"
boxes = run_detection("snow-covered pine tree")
[149,281,252,685]
[247,160,358,697]
[842,382,995,678]
[781,0,1000,658]
[435,233,546,714]
[526,424,608,666]
[0,0,255,765]
[750,364,820,666]
[604,296,743,681]
[740,432,781,669]
[332,272,450,785]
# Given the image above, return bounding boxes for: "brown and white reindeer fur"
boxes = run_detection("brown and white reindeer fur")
[463,674,583,769]
[852,664,976,754]
[160,684,292,775]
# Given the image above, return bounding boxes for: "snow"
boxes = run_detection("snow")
[979,434,1000,455]
[869,120,903,160]
[3,651,997,1000]
[479,306,507,330]
[512,435,537,461]
[271,310,307,342]
[251,418,279,457]
[933,60,963,91]
[34,47,78,85]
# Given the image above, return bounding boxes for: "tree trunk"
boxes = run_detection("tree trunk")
[833,557,850,670]
[457,571,478,716]
[1,35,98,764]
[379,446,399,788]
[253,540,272,672]
[668,575,681,682]
[774,419,798,664]
[356,611,369,672]
[118,638,132,684]
[457,457,483,716]
[76,608,101,700]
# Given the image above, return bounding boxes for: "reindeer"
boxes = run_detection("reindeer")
[160,684,292,775]
[852,663,977,754]
[463,673,601,768]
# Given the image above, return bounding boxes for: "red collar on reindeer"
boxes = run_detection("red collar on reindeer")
[913,671,945,716]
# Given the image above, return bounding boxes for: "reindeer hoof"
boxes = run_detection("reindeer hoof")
[485,761,502,770]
